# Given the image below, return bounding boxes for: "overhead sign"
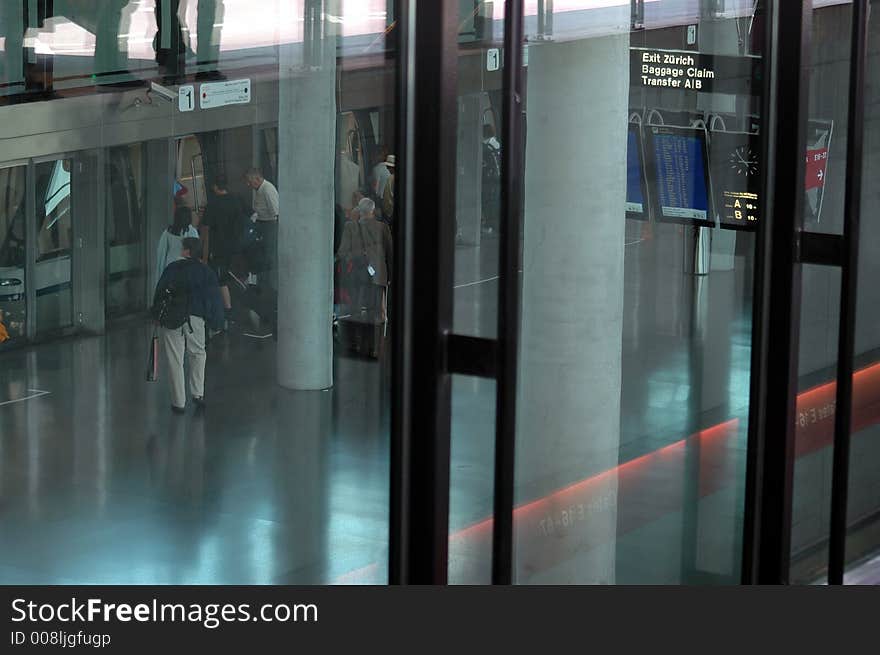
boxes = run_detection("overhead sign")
[200,78,251,110]
[630,48,763,95]
[635,50,715,89]
[178,85,195,112]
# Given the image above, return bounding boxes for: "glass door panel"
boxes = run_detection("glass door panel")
[34,158,74,334]
[511,1,765,584]
[106,144,147,318]
[843,0,880,582]
[788,0,857,585]
[0,165,28,344]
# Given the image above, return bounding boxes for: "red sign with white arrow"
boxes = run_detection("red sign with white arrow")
[805,148,828,190]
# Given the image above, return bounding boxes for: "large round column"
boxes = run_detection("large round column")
[515,33,629,584]
[276,2,339,391]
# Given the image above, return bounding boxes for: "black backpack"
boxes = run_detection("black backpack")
[152,260,195,331]
[241,221,267,272]
[482,142,501,186]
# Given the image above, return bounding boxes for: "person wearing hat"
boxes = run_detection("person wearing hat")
[381,155,396,224]
[372,151,394,200]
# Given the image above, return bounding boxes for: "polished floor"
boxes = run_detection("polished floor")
[1,227,878,584]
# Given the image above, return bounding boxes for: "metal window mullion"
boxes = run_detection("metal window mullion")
[741,0,812,585]
[389,0,458,585]
[25,161,36,341]
[70,155,78,328]
[491,0,525,586]
[827,0,870,586]
[389,0,415,586]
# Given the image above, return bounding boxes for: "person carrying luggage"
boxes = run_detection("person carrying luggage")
[335,198,392,356]
[151,237,224,413]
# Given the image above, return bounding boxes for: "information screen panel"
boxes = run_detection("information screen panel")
[644,126,713,227]
[708,130,762,231]
[626,123,649,221]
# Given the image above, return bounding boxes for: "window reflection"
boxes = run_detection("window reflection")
[36,160,72,261]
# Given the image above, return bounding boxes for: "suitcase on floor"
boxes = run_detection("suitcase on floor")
[335,284,386,359]
[336,317,385,359]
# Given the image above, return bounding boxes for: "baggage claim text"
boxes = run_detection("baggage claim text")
[639,52,715,89]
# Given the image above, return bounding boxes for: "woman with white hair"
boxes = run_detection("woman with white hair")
[335,197,393,357]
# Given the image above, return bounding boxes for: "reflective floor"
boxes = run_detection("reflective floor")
[0,242,504,585]
[3,229,874,584]
[0,230,756,584]
[0,324,390,584]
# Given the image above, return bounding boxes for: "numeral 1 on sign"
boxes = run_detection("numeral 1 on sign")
[487,48,500,72]
[179,85,195,112]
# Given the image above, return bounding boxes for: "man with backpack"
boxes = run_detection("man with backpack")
[152,237,225,413]
[482,124,502,234]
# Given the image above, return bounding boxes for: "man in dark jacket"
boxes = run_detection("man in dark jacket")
[203,174,246,271]
[153,237,224,413]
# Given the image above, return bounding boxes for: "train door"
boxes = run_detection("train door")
[106,144,147,319]
[0,153,95,344]
[0,163,28,345]
[175,135,207,213]
[31,155,75,337]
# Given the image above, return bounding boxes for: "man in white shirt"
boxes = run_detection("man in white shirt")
[245,167,280,288]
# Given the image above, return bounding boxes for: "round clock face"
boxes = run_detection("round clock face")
[729,145,759,176]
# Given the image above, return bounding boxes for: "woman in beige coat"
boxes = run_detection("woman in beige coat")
[335,198,393,343]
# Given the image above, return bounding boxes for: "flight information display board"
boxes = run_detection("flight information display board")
[626,123,650,221]
[644,126,713,227]
[708,130,762,231]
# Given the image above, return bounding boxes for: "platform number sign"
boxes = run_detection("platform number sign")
[487,48,500,72]
[179,85,195,113]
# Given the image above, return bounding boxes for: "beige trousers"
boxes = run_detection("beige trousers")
[161,316,206,408]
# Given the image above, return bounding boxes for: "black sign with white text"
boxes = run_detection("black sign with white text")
[630,48,762,96]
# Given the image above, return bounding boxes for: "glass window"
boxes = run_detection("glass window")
[511,1,764,584]
[107,144,147,318]
[34,158,74,333]
[788,0,858,585]
[0,1,398,586]
[452,1,503,338]
[0,166,27,343]
[449,375,497,584]
[844,0,880,582]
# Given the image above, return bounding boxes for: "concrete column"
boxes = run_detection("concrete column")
[276,3,338,391]
[272,389,331,581]
[514,33,629,584]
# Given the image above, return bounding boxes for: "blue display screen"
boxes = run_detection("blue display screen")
[652,132,709,220]
[626,128,645,213]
